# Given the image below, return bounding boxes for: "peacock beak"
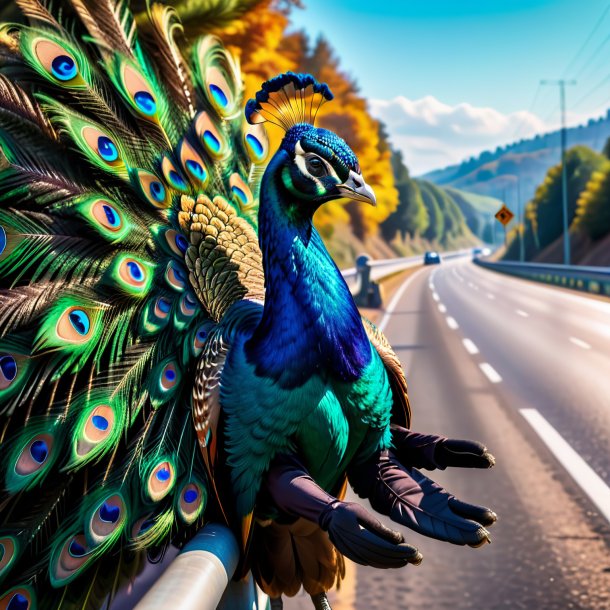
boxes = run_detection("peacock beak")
[337,170,377,206]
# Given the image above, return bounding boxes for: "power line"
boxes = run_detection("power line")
[571,72,610,109]
[563,3,610,77]
[572,33,610,82]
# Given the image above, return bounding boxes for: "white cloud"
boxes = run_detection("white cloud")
[369,95,554,176]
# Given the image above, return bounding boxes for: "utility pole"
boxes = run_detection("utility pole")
[517,177,525,262]
[540,79,576,265]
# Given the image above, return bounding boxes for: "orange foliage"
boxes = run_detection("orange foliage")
[210,0,398,238]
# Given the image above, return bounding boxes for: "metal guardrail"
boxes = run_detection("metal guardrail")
[134,523,267,610]
[474,258,610,297]
[342,249,472,294]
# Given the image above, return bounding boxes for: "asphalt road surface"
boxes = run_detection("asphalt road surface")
[286,257,610,610]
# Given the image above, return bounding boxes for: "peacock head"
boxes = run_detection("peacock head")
[245,73,376,210]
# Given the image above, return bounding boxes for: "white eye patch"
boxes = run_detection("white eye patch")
[294,140,340,186]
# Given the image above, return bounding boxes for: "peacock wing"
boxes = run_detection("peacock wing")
[362,317,412,429]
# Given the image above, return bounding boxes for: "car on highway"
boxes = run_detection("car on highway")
[424,251,441,265]
[472,246,491,258]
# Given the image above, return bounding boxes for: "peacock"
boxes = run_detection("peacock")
[0,1,498,609]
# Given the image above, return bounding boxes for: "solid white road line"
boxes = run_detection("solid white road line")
[520,408,610,525]
[479,362,502,383]
[438,304,447,313]
[516,309,529,318]
[379,268,426,332]
[487,293,495,300]
[462,338,479,355]
[446,316,459,330]
[569,337,591,350]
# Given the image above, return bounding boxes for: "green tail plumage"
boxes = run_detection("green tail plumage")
[0,0,269,606]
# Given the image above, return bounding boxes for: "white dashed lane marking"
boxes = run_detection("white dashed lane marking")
[462,338,479,355]
[446,316,459,330]
[569,337,591,350]
[438,304,447,313]
[516,309,529,318]
[479,362,502,383]
[487,293,495,300]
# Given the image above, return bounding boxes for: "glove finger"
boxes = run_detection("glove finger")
[441,439,496,469]
[448,497,497,527]
[340,526,422,567]
[353,507,405,545]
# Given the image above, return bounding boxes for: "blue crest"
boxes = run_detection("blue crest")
[245,72,334,131]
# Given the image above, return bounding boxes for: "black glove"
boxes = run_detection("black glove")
[391,425,496,471]
[350,451,497,548]
[263,453,422,568]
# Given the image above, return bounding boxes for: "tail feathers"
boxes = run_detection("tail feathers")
[251,519,344,598]
[0,0,274,601]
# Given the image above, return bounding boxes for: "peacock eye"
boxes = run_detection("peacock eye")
[305,156,327,178]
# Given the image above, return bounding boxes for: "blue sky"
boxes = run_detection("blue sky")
[291,0,610,173]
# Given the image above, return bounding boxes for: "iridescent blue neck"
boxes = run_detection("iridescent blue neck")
[247,151,371,387]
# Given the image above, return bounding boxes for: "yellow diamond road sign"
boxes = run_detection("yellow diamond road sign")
[495,205,515,226]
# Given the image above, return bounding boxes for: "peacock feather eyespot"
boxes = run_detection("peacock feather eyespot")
[192,325,208,355]
[55,306,95,344]
[175,233,189,254]
[165,260,188,292]
[78,197,129,242]
[161,157,189,193]
[155,297,172,318]
[0,225,6,255]
[179,140,209,187]
[195,112,226,159]
[246,134,264,159]
[87,493,126,545]
[97,136,119,162]
[99,501,120,523]
[68,538,86,558]
[29,439,48,464]
[31,37,83,86]
[0,536,18,576]
[208,84,228,108]
[177,481,206,524]
[15,433,53,476]
[183,488,198,503]
[69,309,90,335]
[134,91,157,116]
[111,254,153,297]
[169,170,186,190]
[179,293,197,317]
[0,588,33,610]
[243,122,269,163]
[117,62,159,120]
[91,415,108,431]
[159,362,178,391]
[51,54,77,81]
[150,181,164,200]
[0,354,17,389]
[185,159,206,181]
[203,131,220,153]
[131,169,171,209]
[147,460,176,502]
[229,174,253,208]
[82,404,114,445]
[50,533,94,586]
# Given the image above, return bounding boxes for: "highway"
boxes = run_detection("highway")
[287,257,610,610]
